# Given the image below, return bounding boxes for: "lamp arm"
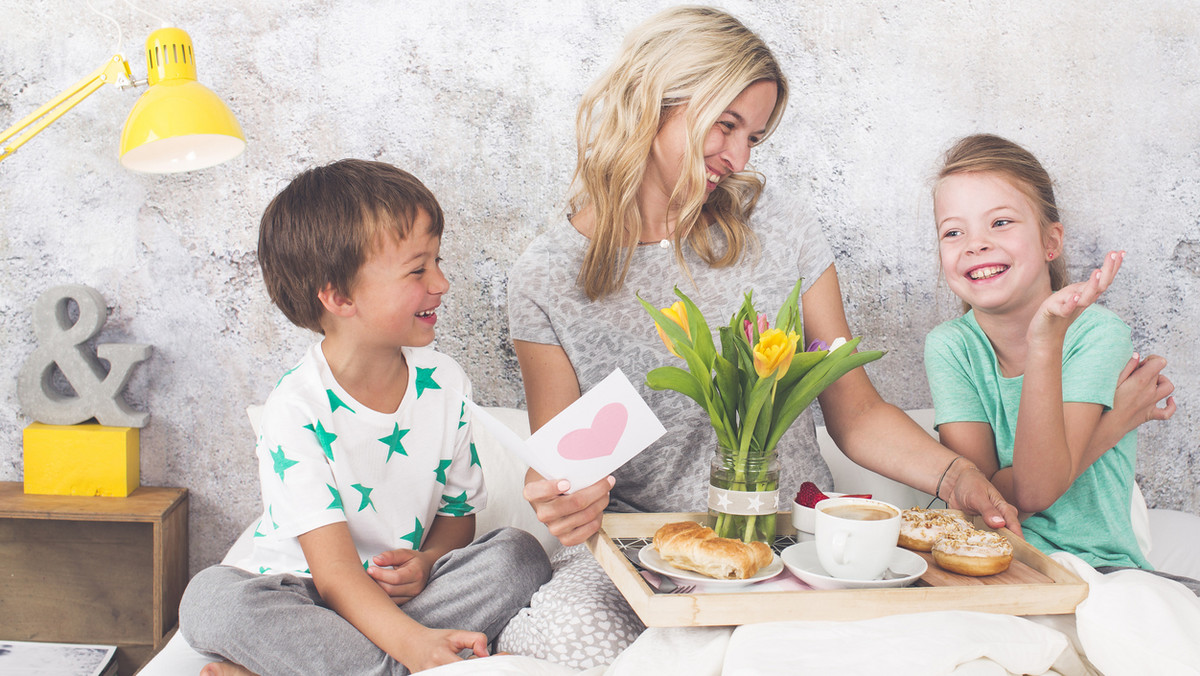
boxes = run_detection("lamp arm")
[0,55,133,163]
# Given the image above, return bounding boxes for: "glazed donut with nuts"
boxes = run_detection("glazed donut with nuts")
[932,528,1014,576]
[898,507,972,552]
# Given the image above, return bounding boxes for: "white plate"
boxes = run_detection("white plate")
[780,541,927,590]
[638,545,784,588]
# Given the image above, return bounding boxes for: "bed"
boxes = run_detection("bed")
[138,408,1200,675]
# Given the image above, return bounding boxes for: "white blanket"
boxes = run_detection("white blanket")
[1048,552,1200,675]
[423,552,1200,676]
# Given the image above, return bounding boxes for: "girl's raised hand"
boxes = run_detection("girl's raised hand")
[1030,250,1125,343]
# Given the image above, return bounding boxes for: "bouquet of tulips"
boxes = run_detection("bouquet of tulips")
[639,278,884,542]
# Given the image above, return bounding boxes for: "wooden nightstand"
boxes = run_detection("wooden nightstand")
[0,482,188,676]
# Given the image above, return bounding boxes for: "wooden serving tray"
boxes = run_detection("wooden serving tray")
[586,511,1088,627]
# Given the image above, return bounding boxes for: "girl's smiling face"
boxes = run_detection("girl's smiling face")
[935,171,1062,317]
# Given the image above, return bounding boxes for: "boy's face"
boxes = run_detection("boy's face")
[346,210,447,349]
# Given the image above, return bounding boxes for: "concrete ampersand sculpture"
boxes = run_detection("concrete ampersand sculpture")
[17,285,152,427]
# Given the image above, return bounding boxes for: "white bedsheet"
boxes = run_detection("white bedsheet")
[580,552,1200,676]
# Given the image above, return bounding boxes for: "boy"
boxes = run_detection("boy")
[180,159,550,675]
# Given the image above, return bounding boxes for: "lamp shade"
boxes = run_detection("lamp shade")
[119,27,245,173]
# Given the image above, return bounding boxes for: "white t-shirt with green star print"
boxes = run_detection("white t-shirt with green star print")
[233,342,486,576]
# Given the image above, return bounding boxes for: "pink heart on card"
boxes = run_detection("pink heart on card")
[557,403,628,461]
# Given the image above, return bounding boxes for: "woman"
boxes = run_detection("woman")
[500,6,1162,667]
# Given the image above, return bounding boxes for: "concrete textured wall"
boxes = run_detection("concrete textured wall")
[2,1,1197,574]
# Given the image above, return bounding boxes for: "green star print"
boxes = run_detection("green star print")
[458,401,466,429]
[327,389,356,414]
[352,483,376,512]
[415,367,440,398]
[303,420,338,461]
[275,363,300,387]
[326,484,343,511]
[379,424,410,462]
[441,491,474,516]
[270,446,299,482]
[400,517,425,548]
[433,459,452,485]
[469,442,481,467]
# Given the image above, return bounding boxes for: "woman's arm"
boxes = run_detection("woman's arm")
[802,265,1020,531]
[299,522,488,671]
[513,339,614,546]
[1086,353,1175,461]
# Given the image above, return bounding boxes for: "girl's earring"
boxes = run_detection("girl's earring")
[1048,252,1055,260]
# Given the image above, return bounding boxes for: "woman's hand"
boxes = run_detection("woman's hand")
[524,471,614,546]
[366,548,435,605]
[942,459,1024,537]
[1112,353,1176,426]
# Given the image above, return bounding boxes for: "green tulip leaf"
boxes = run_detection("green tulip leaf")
[765,342,885,452]
[773,277,804,335]
[673,287,717,370]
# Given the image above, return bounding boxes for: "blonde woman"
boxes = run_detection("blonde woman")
[500,6,1024,666]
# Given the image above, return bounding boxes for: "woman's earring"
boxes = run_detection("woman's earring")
[1048,252,1055,260]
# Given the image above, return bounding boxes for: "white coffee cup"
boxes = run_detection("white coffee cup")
[814,497,901,580]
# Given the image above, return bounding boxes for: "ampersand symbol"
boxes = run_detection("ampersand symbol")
[17,285,152,427]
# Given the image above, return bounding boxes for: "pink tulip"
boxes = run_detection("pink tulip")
[744,313,770,343]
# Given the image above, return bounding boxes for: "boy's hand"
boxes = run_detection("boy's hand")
[367,548,435,605]
[401,627,489,672]
[523,474,614,547]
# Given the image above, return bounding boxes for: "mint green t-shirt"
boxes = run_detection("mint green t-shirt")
[924,305,1151,570]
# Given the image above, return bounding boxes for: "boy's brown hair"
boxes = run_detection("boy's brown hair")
[258,159,445,333]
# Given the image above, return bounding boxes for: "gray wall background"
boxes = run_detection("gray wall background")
[2,1,1197,574]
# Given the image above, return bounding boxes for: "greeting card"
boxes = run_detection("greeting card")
[458,369,665,492]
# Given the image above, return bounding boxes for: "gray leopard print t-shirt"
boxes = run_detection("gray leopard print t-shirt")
[507,191,837,514]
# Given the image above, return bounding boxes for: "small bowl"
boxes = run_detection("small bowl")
[792,491,844,533]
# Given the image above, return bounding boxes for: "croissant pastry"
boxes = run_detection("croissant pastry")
[652,521,773,580]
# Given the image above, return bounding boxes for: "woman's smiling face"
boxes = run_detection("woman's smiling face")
[935,171,1061,317]
[643,79,778,207]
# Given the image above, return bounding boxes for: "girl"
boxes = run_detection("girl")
[926,134,1192,590]
[500,8,1021,667]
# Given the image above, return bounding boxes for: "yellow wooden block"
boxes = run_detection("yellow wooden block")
[23,423,140,497]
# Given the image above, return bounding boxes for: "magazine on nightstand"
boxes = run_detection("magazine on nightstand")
[0,640,118,676]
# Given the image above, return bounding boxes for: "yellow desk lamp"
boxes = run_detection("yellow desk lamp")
[0,27,245,173]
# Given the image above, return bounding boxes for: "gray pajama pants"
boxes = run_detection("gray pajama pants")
[179,527,551,675]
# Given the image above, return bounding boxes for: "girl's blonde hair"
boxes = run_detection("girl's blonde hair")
[936,134,1069,300]
[571,5,788,300]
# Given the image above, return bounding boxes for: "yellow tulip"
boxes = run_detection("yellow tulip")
[753,329,799,378]
[655,301,690,358]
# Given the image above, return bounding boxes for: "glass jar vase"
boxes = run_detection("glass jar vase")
[707,445,779,543]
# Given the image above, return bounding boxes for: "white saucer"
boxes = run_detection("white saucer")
[638,545,784,588]
[780,541,927,590]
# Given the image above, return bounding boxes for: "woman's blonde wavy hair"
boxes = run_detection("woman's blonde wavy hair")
[570,5,789,300]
